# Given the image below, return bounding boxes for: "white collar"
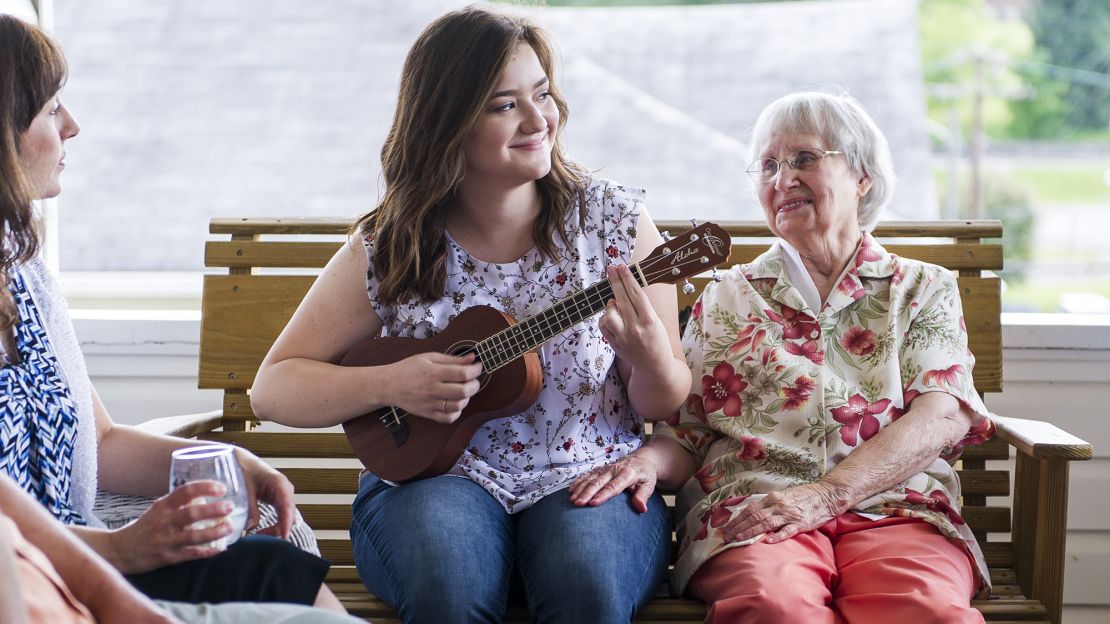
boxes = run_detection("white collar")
[777,238,856,314]
[778,239,822,314]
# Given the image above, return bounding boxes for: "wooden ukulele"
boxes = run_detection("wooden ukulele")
[341,222,731,482]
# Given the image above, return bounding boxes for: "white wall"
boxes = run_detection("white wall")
[74,311,220,423]
[75,312,1110,623]
[985,315,1110,623]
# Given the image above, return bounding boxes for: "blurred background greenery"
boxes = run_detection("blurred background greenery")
[535,0,1110,312]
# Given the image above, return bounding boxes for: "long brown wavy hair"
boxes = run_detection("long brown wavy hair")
[356,5,588,305]
[0,15,68,332]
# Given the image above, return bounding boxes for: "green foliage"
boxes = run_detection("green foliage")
[1004,57,1071,139]
[1028,0,1110,131]
[920,0,1110,139]
[918,0,1051,137]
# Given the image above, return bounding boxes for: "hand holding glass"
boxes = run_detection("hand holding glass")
[169,445,249,550]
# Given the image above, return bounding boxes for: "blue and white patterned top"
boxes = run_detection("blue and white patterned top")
[0,270,85,525]
[363,178,646,512]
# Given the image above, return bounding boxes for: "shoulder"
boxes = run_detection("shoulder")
[16,258,63,306]
[698,266,755,311]
[583,176,647,207]
[891,255,958,294]
[735,242,785,283]
[577,177,646,246]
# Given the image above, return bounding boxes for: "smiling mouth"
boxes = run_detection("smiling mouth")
[778,199,811,212]
[510,134,548,149]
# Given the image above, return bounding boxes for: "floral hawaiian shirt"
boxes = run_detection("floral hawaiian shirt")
[655,233,995,597]
[363,178,646,513]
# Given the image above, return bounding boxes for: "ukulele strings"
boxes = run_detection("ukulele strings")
[377,230,713,427]
[476,231,711,369]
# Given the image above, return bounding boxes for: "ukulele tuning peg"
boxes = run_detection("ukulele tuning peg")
[682,280,696,295]
[711,268,722,282]
[689,219,699,228]
[661,231,672,241]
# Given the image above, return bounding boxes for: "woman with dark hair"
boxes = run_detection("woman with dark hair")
[0,13,348,616]
[252,5,691,623]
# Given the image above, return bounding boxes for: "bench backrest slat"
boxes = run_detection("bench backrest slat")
[200,220,1003,395]
[205,240,1002,272]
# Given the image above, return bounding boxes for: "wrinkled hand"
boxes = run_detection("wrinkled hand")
[599,264,673,371]
[568,452,658,513]
[721,483,846,545]
[237,451,296,539]
[110,481,235,574]
[384,352,483,423]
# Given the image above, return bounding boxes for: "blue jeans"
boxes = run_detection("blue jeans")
[351,473,670,624]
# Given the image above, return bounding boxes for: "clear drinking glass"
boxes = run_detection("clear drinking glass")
[169,444,250,549]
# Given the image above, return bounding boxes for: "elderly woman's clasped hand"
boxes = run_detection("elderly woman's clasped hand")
[720,482,848,545]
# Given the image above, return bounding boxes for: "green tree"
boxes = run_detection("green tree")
[919,0,1052,138]
[1026,0,1110,131]
[1005,56,1071,139]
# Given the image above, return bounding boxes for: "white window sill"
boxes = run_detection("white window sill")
[1001,313,1110,350]
[60,271,201,310]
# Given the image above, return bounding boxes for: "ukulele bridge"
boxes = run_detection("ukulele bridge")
[380,409,409,447]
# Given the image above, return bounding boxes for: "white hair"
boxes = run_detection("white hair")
[748,91,896,230]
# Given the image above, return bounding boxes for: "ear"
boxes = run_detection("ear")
[857,173,873,198]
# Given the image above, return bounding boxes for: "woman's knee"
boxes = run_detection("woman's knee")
[351,477,514,620]
[394,579,509,624]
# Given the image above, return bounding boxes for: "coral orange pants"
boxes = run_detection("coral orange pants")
[686,512,983,624]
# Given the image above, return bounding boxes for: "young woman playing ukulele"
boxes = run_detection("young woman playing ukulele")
[251,6,690,624]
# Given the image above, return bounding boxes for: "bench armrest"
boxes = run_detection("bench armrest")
[992,414,1093,461]
[996,413,1091,623]
[133,410,223,438]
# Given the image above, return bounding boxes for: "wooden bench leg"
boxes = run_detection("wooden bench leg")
[1013,454,1070,624]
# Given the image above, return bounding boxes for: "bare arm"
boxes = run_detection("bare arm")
[252,239,481,428]
[610,209,691,421]
[724,391,975,544]
[74,385,299,573]
[0,475,177,623]
[821,391,975,508]
[0,513,29,624]
[92,387,211,497]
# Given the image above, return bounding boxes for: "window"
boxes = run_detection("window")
[37,0,1110,314]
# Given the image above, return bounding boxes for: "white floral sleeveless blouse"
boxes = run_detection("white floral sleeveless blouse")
[362,178,645,513]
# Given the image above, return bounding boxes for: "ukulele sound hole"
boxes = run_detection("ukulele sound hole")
[447,342,489,389]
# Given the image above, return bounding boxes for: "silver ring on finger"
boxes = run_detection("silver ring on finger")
[442,399,448,412]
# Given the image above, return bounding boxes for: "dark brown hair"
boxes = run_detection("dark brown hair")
[0,15,68,331]
[355,5,587,305]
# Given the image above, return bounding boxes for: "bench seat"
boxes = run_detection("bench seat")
[173,218,1092,623]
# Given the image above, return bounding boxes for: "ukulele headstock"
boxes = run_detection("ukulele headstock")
[639,222,731,286]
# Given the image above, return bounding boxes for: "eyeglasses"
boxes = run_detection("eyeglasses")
[746,149,843,183]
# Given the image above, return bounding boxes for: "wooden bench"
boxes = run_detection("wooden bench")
[150,218,1092,623]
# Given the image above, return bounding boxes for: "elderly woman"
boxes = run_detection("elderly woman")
[570,91,994,623]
